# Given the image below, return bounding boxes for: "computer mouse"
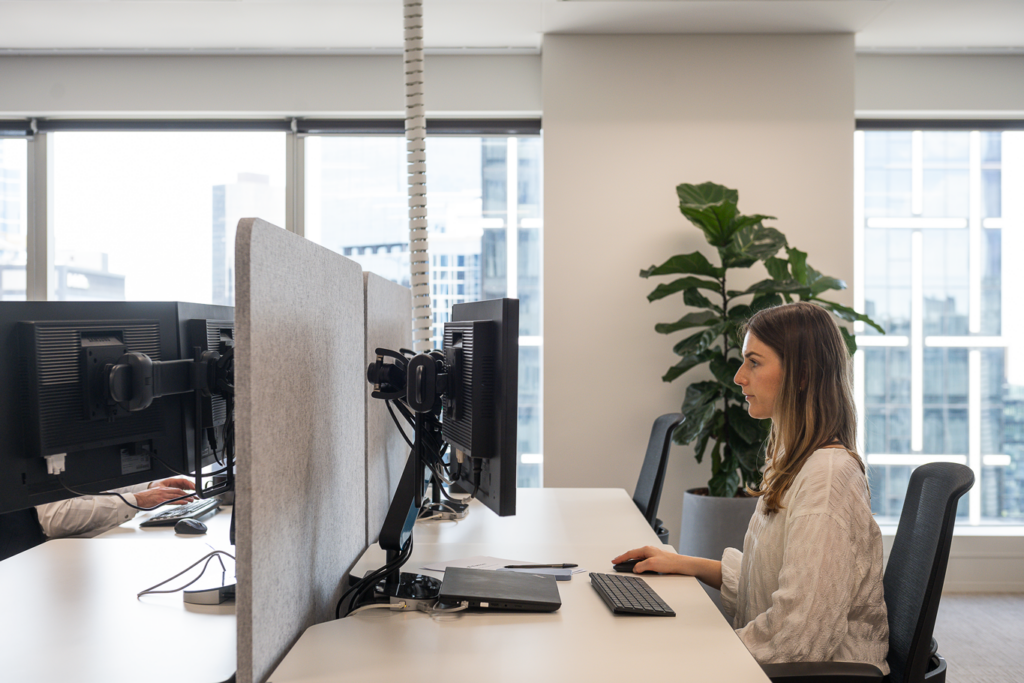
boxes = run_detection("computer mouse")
[613,558,642,573]
[174,518,208,535]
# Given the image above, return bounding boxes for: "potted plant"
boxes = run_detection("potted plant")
[641,182,883,564]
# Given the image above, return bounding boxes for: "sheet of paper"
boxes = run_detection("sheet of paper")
[420,556,536,572]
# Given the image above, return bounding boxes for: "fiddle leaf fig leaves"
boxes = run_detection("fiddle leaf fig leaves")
[640,251,724,279]
[647,276,720,302]
[655,310,720,335]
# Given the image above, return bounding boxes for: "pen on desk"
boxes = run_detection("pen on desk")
[504,563,578,569]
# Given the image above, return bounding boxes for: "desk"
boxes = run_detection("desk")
[269,489,769,683]
[0,507,236,683]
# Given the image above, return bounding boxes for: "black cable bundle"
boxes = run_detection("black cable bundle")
[335,536,415,619]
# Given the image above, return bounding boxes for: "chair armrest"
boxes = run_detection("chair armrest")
[761,661,885,683]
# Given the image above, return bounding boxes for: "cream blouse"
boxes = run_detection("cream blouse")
[719,448,890,674]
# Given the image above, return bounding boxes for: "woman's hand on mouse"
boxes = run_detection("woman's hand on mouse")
[612,546,688,575]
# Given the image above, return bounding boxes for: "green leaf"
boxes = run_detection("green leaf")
[683,287,722,313]
[813,298,886,334]
[764,256,790,282]
[709,466,741,498]
[709,441,723,476]
[640,251,724,279]
[661,349,715,383]
[690,409,725,462]
[728,437,765,484]
[727,304,753,321]
[672,324,726,357]
[805,265,846,296]
[749,293,783,314]
[786,247,808,285]
[710,355,742,390]
[675,183,741,247]
[646,276,721,302]
[721,224,786,268]
[676,182,738,208]
[675,381,722,445]
[726,404,766,445]
[655,310,720,335]
[840,325,858,356]
[741,278,811,297]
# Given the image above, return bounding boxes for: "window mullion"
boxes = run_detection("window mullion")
[506,137,518,300]
[969,131,982,334]
[286,129,305,237]
[26,133,53,302]
[911,230,924,453]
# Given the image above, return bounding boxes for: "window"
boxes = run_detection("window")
[306,134,544,487]
[0,138,28,301]
[855,129,1024,524]
[52,131,286,304]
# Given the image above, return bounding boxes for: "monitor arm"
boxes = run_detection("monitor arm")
[98,345,235,498]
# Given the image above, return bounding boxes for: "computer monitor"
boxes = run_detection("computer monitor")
[444,298,518,517]
[0,301,234,515]
[346,298,518,613]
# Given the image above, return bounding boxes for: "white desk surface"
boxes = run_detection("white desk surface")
[0,537,236,683]
[97,503,234,548]
[269,489,769,683]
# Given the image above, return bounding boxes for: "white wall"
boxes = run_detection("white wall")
[856,54,1024,117]
[0,54,541,117]
[542,33,856,550]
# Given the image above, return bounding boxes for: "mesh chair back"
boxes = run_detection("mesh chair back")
[632,413,684,528]
[883,462,974,683]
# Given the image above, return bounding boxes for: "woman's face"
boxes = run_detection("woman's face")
[734,332,784,420]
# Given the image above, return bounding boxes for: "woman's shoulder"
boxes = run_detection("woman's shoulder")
[797,446,862,476]
[788,448,869,514]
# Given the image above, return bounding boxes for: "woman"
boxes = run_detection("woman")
[614,302,888,672]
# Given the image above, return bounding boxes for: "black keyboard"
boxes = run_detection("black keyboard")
[590,572,676,616]
[139,498,220,527]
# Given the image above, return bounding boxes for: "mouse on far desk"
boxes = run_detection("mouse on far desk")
[174,518,208,535]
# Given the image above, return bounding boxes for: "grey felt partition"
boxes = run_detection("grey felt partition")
[364,272,413,546]
[234,218,366,683]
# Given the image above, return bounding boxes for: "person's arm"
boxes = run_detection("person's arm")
[611,546,723,589]
[35,478,196,539]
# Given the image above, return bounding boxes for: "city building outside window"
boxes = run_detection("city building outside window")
[854,129,1024,524]
[305,135,543,487]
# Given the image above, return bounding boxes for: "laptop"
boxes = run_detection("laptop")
[438,567,561,612]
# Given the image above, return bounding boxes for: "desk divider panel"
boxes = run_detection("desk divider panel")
[363,272,413,547]
[235,218,366,683]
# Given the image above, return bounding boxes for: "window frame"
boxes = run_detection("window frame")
[854,121,1019,525]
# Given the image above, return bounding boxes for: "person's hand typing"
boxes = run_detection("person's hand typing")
[135,478,196,509]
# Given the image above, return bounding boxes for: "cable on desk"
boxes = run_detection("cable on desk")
[423,600,469,615]
[348,602,408,616]
[136,550,236,599]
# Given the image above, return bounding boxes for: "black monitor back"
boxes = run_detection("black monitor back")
[0,301,233,514]
[446,298,518,517]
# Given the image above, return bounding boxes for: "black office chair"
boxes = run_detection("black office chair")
[762,462,975,683]
[632,413,684,545]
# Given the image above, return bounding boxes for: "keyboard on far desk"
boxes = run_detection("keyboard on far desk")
[139,498,220,527]
[590,572,676,616]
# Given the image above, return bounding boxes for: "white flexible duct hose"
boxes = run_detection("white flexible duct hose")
[405,0,431,352]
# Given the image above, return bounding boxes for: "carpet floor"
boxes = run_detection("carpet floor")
[933,594,1024,683]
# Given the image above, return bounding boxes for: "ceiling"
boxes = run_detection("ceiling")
[0,0,1022,54]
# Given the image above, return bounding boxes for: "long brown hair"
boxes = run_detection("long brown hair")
[745,302,863,513]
